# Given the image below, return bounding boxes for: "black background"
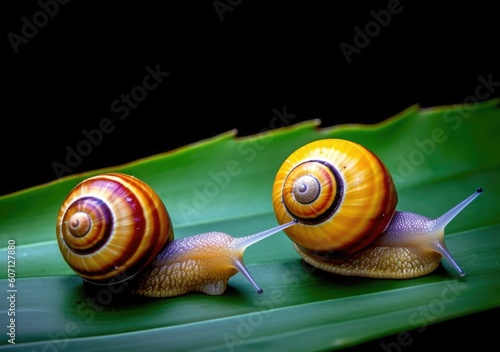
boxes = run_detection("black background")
[2,1,499,350]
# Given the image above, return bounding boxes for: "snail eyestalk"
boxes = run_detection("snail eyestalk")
[233,220,297,294]
[433,188,483,231]
[234,219,298,249]
[430,187,483,276]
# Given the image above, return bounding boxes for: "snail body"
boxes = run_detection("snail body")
[272,139,483,279]
[56,173,295,298]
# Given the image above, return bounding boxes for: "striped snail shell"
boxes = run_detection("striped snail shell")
[56,173,295,297]
[272,139,483,279]
[56,173,172,283]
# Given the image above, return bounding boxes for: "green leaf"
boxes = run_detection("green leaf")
[1,99,499,351]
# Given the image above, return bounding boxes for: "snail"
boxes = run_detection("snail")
[56,173,296,298]
[272,138,483,279]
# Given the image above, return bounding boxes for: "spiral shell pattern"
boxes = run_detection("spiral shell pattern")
[272,139,398,254]
[56,173,173,283]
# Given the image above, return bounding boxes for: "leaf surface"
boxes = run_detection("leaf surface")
[1,99,499,351]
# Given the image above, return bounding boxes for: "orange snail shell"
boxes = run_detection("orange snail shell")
[272,139,398,255]
[56,173,173,283]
